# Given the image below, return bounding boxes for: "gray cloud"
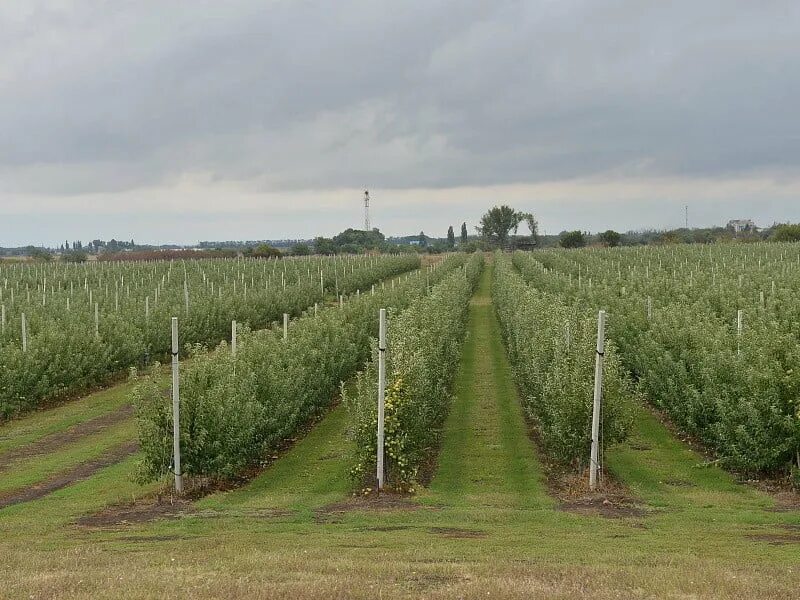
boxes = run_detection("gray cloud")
[1,0,799,243]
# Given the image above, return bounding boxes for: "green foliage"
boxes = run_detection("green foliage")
[460,240,487,253]
[515,244,800,476]
[333,228,385,251]
[246,244,282,258]
[447,226,455,249]
[313,237,337,255]
[61,250,88,263]
[0,255,419,419]
[346,253,484,489]
[0,314,145,419]
[477,206,532,249]
[313,229,388,254]
[771,224,800,243]
[132,254,469,482]
[654,231,682,245]
[559,230,586,248]
[599,230,621,247]
[493,253,635,466]
[28,248,53,262]
[290,243,311,256]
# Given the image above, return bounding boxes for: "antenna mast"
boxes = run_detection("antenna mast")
[364,190,370,231]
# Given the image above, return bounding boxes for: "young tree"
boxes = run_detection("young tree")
[446,226,455,249]
[477,205,529,249]
[460,222,468,245]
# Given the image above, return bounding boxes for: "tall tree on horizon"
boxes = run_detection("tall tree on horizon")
[460,222,468,245]
[477,205,531,249]
[447,225,455,248]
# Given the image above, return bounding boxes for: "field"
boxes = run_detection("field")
[0,254,420,418]
[0,248,799,599]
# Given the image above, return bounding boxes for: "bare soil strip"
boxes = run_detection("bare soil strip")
[314,493,423,523]
[0,440,139,510]
[547,467,648,519]
[75,498,195,528]
[0,404,134,472]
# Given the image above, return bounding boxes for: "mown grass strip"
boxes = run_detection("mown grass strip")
[0,381,135,456]
[608,405,774,511]
[0,418,137,497]
[428,263,549,509]
[201,403,352,513]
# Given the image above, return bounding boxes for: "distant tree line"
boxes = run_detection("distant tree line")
[548,222,800,249]
[6,217,800,263]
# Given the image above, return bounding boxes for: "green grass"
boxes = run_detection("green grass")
[201,403,353,514]
[0,262,798,599]
[0,454,159,528]
[608,406,770,509]
[427,265,548,510]
[0,381,135,455]
[0,419,136,495]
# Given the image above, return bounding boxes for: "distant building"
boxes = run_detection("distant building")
[727,219,755,233]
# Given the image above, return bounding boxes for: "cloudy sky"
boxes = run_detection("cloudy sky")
[1,1,799,246]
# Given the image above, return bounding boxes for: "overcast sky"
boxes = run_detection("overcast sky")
[1,1,799,246]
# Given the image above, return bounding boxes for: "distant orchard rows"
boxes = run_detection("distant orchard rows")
[0,254,420,418]
[507,243,800,478]
[133,253,483,487]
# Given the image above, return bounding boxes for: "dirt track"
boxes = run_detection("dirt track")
[0,404,134,473]
[0,440,139,509]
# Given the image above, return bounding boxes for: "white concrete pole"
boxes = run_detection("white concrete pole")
[283,313,289,340]
[589,310,606,491]
[737,309,743,356]
[21,312,27,352]
[171,317,184,494]
[377,308,387,490]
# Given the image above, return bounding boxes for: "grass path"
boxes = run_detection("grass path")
[609,406,772,511]
[428,261,549,510]
[0,382,135,456]
[202,403,352,514]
